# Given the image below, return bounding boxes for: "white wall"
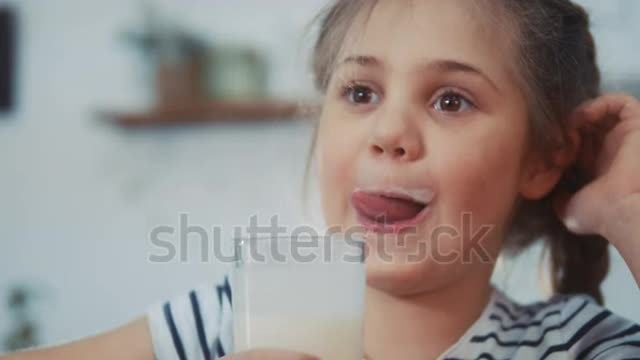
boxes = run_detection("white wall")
[579,0,640,81]
[0,0,326,347]
[0,0,638,349]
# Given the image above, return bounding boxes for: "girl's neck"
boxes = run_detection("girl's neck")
[363,268,494,360]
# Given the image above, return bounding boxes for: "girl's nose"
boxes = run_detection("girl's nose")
[370,142,416,160]
[368,115,423,162]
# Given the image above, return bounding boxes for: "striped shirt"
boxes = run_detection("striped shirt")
[147,275,640,359]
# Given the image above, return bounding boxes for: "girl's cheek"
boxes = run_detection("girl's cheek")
[318,110,365,182]
[317,122,360,226]
[438,135,523,236]
[319,145,341,190]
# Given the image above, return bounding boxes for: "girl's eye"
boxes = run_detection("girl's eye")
[345,85,381,105]
[434,92,473,113]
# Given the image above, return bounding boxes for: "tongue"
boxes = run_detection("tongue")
[352,192,426,223]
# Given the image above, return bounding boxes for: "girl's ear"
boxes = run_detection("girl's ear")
[518,129,581,200]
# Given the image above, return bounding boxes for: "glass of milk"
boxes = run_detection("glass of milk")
[232,235,366,360]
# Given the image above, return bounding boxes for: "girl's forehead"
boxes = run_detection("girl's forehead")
[339,0,518,88]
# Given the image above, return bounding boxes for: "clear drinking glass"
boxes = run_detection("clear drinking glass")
[232,235,366,360]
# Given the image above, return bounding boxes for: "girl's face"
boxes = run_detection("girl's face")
[317,0,556,296]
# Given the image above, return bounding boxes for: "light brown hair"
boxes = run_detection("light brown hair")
[308,0,609,304]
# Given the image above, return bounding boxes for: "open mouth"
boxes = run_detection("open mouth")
[351,189,433,234]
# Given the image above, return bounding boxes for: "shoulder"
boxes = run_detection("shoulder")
[445,291,640,359]
[487,291,640,359]
[146,274,233,360]
[554,294,640,359]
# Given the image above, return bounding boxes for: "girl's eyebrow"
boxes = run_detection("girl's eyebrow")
[337,55,502,94]
[339,55,381,67]
[424,59,502,94]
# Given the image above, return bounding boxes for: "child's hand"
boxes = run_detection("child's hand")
[557,94,640,258]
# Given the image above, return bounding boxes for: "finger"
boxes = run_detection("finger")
[561,178,613,236]
[571,94,640,131]
[570,95,640,176]
[222,349,321,360]
[577,117,640,178]
[596,119,640,176]
[577,130,600,176]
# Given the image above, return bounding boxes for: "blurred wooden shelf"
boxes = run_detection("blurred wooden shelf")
[100,99,307,128]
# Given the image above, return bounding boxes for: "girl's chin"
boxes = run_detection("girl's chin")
[364,251,462,295]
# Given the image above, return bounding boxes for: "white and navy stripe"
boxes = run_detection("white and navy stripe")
[443,292,640,360]
[148,276,233,360]
[148,277,639,359]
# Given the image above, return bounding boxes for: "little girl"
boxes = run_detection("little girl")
[5,0,640,359]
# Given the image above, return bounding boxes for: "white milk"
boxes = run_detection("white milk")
[232,260,365,360]
[234,315,363,360]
